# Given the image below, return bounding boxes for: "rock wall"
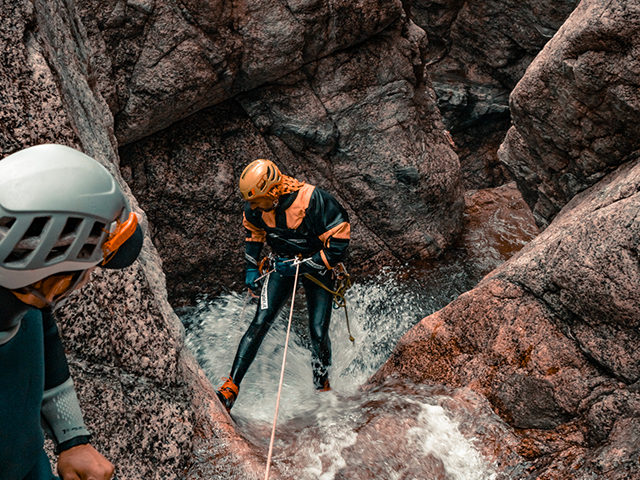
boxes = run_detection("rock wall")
[4,0,638,477]
[371,153,640,478]
[115,9,464,305]
[0,0,468,476]
[499,0,640,228]
[370,0,640,476]
[411,0,578,189]
[76,0,405,145]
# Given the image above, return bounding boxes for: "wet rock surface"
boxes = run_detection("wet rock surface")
[1,1,268,478]
[1,0,639,478]
[371,156,640,478]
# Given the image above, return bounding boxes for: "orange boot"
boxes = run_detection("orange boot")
[216,377,239,412]
[313,370,331,392]
[316,379,331,392]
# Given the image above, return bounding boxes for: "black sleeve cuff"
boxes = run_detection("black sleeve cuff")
[55,435,92,455]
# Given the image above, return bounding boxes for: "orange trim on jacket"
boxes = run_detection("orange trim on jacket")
[318,222,350,269]
[285,184,315,229]
[245,184,315,231]
[243,213,266,242]
[319,221,350,246]
[242,183,350,268]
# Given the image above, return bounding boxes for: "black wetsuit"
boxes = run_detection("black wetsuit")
[0,287,87,479]
[231,184,350,389]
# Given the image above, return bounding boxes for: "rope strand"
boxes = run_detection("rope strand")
[264,262,301,479]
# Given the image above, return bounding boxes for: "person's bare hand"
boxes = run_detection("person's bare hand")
[57,444,115,480]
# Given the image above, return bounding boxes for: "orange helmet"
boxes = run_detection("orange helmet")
[239,159,283,200]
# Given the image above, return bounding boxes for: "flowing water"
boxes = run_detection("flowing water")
[182,185,537,479]
[183,269,504,480]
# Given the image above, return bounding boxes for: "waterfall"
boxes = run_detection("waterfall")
[182,268,501,479]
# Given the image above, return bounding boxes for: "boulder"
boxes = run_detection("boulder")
[499,0,640,228]
[410,0,578,189]
[2,1,266,478]
[75,0,405,144]
[119,14,464,305]
[370,154,640,478]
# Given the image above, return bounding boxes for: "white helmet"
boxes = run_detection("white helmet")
[0,144,135,289]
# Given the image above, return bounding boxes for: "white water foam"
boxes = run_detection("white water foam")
[183,272,498,479]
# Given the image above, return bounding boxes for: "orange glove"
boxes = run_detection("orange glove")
[57,444,115,480]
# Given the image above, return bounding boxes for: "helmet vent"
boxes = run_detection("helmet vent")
[5,217,50,264]
[77,221,105,259]
[45,217,82,263]
[0,217,16,241]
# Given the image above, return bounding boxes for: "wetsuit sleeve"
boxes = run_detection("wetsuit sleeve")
[243,211,266,243]
[40,310,91,454]
[0,286,32,343]
[42,309,70,390]
[245,241,263,271]
[243,208,265,271]
[307,189,350,269]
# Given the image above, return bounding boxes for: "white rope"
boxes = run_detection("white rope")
[264,262,300,479]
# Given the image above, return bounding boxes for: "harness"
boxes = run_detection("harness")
[258,255,355,342]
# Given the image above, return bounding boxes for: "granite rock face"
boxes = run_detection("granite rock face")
[3,0,639,478]
[76,0,405,145]
[368,1,640,477]
[1,0,465,476]
[499,0,640,228]
[370,155,640,478]
[119,13,464,305]
[411,0,578,189]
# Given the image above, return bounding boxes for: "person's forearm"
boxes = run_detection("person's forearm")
[41,377,92,453]
[41,310,91,452]
[245,241,263,269]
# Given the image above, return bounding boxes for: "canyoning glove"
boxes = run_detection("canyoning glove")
[274,257,325,276]
[245,267,261,291]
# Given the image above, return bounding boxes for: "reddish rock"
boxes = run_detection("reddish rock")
[370,156,640,478]
[460,182,539,278]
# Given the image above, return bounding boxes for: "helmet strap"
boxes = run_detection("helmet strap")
[11,269,91,309]
[102,212,138,265]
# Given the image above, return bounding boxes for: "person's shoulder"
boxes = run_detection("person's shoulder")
[243,201,256,217]
[310,186,343,207]
[243,203,262,226]
[0,286,37,329]
[308,185,336,199]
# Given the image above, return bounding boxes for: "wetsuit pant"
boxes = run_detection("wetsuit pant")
[0,310,57,480]
[230,270,334,389]
[24,450,58,480]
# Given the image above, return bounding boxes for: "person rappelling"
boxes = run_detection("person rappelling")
[216,159,351,413]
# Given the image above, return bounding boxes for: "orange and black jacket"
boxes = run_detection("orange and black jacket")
[243,183,350,271]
